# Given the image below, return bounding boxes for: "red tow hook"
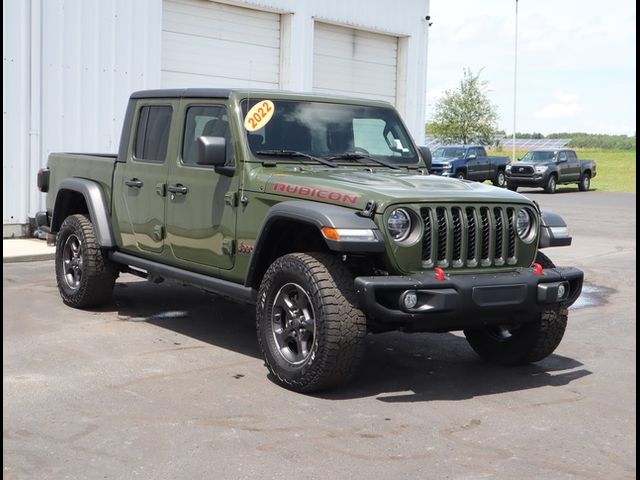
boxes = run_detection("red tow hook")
[533,262,544,276]
[434,266,447,281]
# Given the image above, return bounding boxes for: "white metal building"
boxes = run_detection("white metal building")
[3,0,430,236]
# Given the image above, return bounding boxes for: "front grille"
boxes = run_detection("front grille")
[511,165,534,176]
[420,205,518,268]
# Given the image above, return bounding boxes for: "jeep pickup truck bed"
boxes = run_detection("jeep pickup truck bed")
[37,89,583,392]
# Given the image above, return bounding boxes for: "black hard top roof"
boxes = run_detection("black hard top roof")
[130,88,234,99]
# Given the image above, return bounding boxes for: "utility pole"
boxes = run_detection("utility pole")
[512,0,519,162]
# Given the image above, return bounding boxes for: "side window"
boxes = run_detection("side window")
[134,105,172,162]
[558,151,567,162]
[467,148,478,158]
[182,105,231,166]
[478,147,487,157]
[568,151,577,161]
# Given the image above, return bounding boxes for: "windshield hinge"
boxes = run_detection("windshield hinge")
[357,200,377,218]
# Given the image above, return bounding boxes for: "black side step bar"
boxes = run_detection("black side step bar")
[109,251,257,304]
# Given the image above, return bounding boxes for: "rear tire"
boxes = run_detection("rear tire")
[544,175,557,194]
[463,252,567,365]
[578,172,591,191]
[256,253,366,392]
[55,214,118,308]
[507,185,518,192]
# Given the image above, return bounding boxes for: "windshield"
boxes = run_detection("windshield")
[241,99,419,165]
[432,147,465,158]
[521,151,557,163]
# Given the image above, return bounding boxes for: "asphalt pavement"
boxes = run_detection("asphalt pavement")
[3,189,636,479]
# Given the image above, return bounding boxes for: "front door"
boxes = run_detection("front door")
[165,102,238,270]
[466,147,483,180]
[113,103,174,254]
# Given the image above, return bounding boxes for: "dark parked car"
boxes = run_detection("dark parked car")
[429,145,510,187]
[506,149,597,194]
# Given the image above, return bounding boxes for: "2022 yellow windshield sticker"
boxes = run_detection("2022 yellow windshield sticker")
[244,100,275,131]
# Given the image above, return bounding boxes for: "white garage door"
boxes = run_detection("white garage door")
[162,0,281,89]
[313,22,398,104]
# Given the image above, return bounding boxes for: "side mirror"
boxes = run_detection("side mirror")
[197,136,235,176]
[418,146,432,171]
[197,136,226,166]
[467,153,477,160]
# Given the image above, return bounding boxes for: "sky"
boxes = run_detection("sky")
[426,0,636,135]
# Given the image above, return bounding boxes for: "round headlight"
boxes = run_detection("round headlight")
[388,208,412,241]
[516,209,533,239]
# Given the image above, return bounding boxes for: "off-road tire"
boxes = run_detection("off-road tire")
[55,214,118,308]
[493,170,506,187]
[544,174,557,194]
[256,253,366,392]
[578,172,591,191]
[463,251,567,365]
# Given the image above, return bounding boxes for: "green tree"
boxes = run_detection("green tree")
[427,68,499,145]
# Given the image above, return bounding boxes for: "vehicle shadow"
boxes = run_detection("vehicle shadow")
[517,187,597,195]
[103,278,591,402]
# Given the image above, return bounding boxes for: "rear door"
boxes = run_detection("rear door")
[567,151,582,180]
[165,100,239,270]
[113,101,175,254]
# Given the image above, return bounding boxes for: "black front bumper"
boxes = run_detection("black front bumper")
[506,174,547,187]
[354,266,583,332]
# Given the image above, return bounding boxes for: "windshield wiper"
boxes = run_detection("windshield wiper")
[255,149,338,168]
[326,152,401,170]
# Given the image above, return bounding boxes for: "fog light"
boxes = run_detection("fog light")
[402,290,418,310]
[557,284,567,300]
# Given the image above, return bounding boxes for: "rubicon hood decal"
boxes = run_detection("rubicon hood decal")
[272,182,360,205]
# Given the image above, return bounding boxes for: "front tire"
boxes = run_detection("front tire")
[55,214,118,308]
[507,184,518,192]
[456,171,466,180]
[578,172,591,191]
[493,170,506,187]
[256,253,366,392]
[463,252,567,365]
[544,174,557,194]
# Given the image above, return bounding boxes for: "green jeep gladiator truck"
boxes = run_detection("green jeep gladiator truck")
[37,89,583,392]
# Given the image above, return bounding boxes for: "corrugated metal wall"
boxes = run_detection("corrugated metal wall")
[3,0,429,232]
[3,0,162,228]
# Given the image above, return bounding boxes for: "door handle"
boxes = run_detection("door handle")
[167,184,189,195]
[125,178,144,188]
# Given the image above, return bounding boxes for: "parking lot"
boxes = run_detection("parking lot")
[3,189,636,479]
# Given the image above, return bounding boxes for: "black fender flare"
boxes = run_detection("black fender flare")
[52,178,116,247]
[539,210,572,248]
[246,200,385,285]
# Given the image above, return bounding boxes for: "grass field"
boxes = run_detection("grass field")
[497,148,636,193]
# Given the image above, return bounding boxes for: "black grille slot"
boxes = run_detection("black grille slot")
[421,208,433,265]
[480,207,491,261]
[494,208,504,261]
[507,208,516,259]
[419,205,521,269]
[436,207,448,262]
[512,165,534,176]
[452,208,463,263]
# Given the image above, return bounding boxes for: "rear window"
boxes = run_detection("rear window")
[134,105,172,162]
